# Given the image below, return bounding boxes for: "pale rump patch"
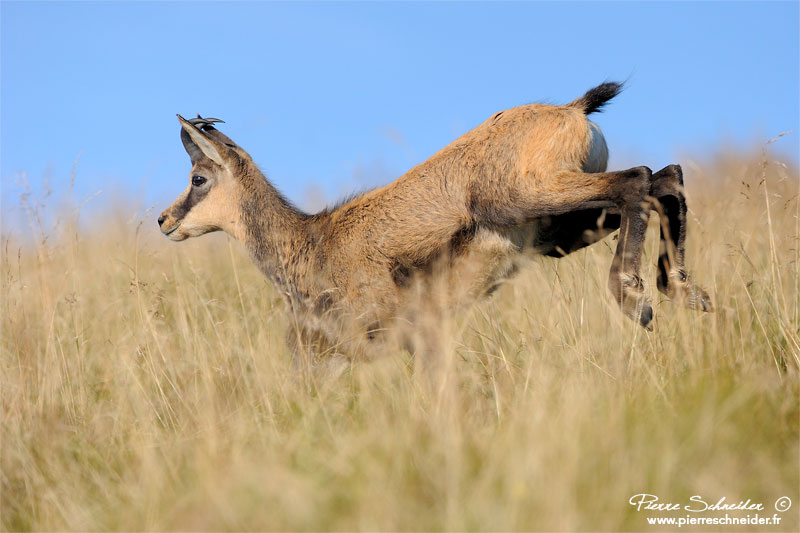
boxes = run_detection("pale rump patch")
[583,121,609,173]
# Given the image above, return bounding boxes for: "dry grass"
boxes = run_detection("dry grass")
[2,146,798,531]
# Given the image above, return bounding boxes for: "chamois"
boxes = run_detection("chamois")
[159,82,712,362]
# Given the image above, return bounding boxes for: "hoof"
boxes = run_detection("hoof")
[660,270,714,312]
[613,273,654,330]
[639,303,654,330]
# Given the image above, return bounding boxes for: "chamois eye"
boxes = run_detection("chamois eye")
[192,176,207,187]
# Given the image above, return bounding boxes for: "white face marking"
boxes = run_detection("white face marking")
[584,121,609,173]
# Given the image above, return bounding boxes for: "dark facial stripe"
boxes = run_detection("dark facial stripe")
[172,183,211,220]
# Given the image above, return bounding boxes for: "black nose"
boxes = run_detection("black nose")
[157,215,166,227]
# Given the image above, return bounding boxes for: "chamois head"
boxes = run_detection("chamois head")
[158,115,250,241]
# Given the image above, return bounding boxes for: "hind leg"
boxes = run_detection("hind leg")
[609,180,654,328]
[651,165,713,312]
[511,166,655,327]
[534,167,712,313]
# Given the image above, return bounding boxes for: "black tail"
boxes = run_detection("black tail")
[568,82,624,115]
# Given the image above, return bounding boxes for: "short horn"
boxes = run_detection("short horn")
[189,115,225,131]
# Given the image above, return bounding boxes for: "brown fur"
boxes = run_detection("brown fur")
[159,83,712,362]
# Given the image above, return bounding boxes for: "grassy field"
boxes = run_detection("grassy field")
[2,147,798,531]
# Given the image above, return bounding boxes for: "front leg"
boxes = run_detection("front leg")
[285,323,351,381]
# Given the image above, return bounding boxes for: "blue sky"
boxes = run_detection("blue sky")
[2,1,798,231]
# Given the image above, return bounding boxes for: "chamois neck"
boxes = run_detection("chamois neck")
[237,166,310,284]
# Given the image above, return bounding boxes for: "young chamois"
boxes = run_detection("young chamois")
[159,82,712,362]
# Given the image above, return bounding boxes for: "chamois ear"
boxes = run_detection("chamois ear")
[178,114,226,166]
